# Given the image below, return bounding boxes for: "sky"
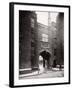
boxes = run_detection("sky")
[36,12,58,26]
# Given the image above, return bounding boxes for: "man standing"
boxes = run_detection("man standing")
[46,52,51,69]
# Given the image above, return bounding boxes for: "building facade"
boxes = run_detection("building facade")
[37,22,57,67]
[56,13,64,65]
[19,11,39,75]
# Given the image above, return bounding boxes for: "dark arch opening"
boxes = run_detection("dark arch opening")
[39,50,51,69]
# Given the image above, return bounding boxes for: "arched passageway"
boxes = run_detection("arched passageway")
[39,50,51,70]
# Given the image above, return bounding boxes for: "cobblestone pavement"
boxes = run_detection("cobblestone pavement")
[20,69,64,79]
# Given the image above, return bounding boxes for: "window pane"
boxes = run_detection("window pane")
[42,34,48,42]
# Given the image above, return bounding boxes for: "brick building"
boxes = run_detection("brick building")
[19,11,39,75]
[37,22,57,67]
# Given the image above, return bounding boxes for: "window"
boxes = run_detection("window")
[42,34,48,42]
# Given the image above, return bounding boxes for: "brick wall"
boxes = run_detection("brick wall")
[19,11,38,70]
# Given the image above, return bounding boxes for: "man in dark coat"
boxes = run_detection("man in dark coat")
[46,52,51,69]
[52,59,57,68]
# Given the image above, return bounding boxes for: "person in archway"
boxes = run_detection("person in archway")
[52,59,57,68]
[45,52,51,69]
[40,51,51,69]
[40,51,46,68]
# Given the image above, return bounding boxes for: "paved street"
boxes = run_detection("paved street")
[20,69,64,79]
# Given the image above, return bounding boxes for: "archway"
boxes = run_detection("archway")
[39,50,51,71]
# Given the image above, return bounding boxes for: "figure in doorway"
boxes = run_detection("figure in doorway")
[40,51,51,69]
[52,59,57,68]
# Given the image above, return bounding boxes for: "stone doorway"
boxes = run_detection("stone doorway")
[39,50,51,73]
